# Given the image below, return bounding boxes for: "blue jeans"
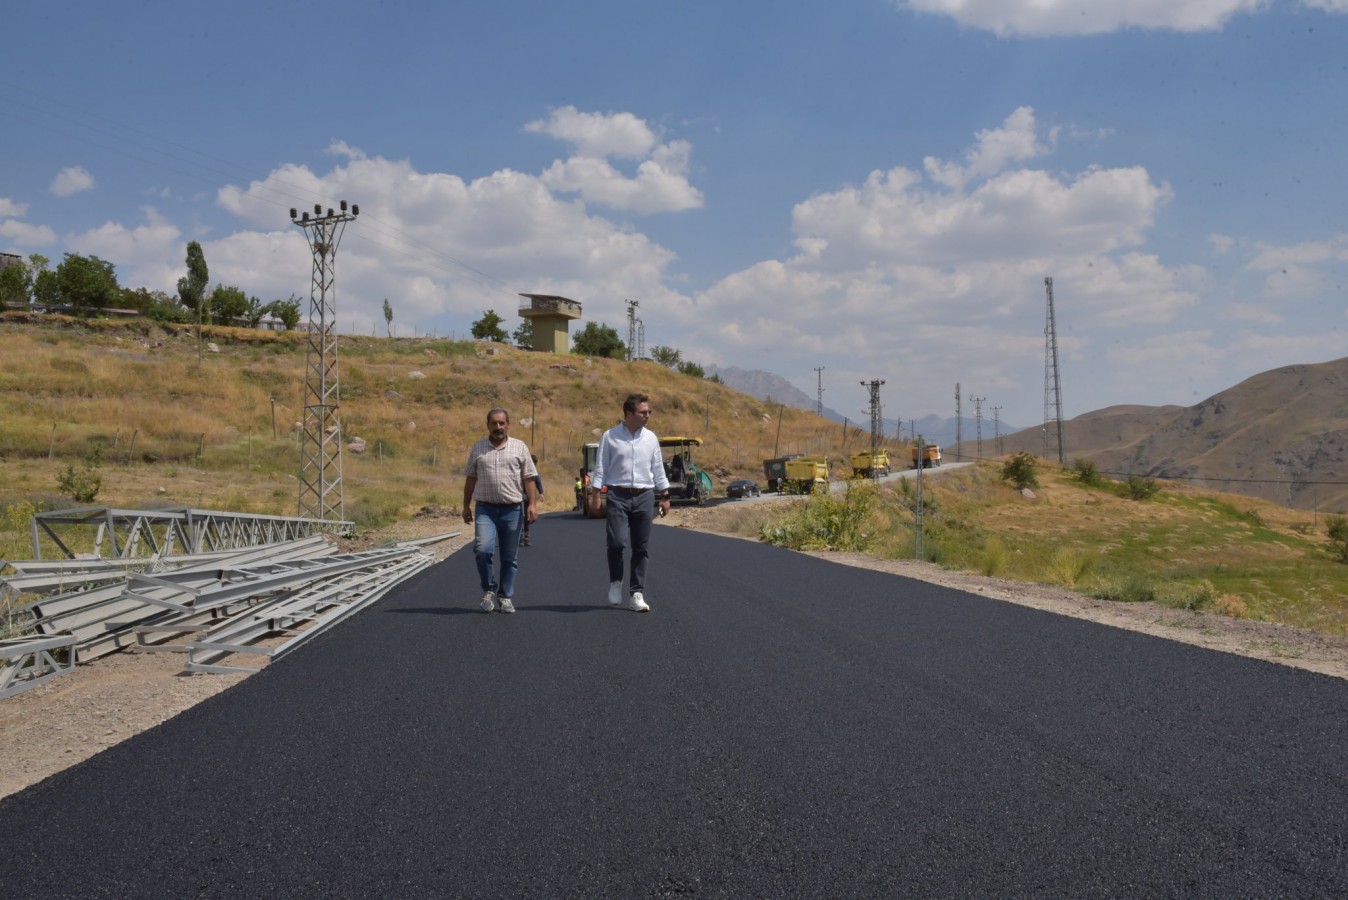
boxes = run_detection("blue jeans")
[473,502,523,599]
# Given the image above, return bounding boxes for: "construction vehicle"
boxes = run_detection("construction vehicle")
[850,449,891,478]
[912,444,942,468]
[661,436,714,505]
[762,455,797,492]
[579,436,714,516]
[782,456,829,493]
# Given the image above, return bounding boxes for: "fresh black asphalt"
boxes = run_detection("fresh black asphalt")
[2,510,1347,897]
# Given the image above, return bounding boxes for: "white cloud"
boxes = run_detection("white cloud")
[899,0,1271,37]
[327,140,367,161]
[213,149,682,336]
[923,107,1053,190]
[65,207,182,289]
[672,106,1204,422]
[0,198,29,218]
[50,166,95,198]
[1208,234,1236,254]
[528,107,704,214]
[525,106,657,159]
[0,219,58,246]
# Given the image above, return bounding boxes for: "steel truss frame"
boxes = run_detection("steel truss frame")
[28,507,352,561]
[0,635,76,699]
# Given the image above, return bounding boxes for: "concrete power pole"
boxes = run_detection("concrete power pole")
[954,383,962,461]
[291,200,358,524]
[861,380,885,475]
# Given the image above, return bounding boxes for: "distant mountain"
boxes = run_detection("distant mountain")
[991,358,1348,512]
[704,364,1019,448]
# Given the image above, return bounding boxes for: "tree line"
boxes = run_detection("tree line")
[0,241,301,329]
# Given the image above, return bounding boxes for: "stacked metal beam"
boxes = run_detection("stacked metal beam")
[1,507,453,697]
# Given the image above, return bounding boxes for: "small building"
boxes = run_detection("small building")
[518,293,582,354]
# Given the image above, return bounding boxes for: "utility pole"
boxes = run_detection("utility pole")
[291,200,358,523]
[954,383,962,461]
[814,366,825,416]
[970,395,986,460]
[992,406,1003,456]
[626,299,639,362]
[861,379,885,477]
[1043,276,1066,465]
[914,434,926,560]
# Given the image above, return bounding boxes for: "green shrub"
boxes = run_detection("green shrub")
[57,445,103,503]
[1123,475,1159,501]
[980,537,1006,576]
[1091,574,1158,603]
[1001,452,1038,490]
[759,480,877,552]
[1045,547,1095,587]
[1072,458,1101,487]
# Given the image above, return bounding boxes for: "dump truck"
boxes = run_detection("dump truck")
[912,444,942,468]
[850,449,891,478]
[762,454,798,492]
[783,456,829,493]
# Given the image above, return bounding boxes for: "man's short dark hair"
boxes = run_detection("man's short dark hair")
[487,407,510,424]
[623,393,650,415]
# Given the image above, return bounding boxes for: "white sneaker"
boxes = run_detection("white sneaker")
[629,592,650,613]
[607,581,623,606]
[480,591,496,613]
[497,597,515,614]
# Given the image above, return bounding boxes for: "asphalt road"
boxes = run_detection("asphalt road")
[2,513,1346,897]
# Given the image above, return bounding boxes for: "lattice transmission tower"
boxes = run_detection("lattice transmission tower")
[291,201,358,522]
[954,383,962,460]
[1043,276,1066,465]
[814,366,825,416]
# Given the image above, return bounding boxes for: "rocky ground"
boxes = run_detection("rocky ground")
[4,504,1347,801]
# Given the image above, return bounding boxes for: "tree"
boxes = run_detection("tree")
[650,345,682,368]
[177,241,209,316]
[383,298,393,337]
[471,309,509,342]
[210,284,250,325]
[120,287,186,323]
[242,295,270,328]
[677,360,705,378]
[52,253,120,315]
[512,317,535,349]
[0,253,45,309]
[268,295,302,330]
[571,321,627,359]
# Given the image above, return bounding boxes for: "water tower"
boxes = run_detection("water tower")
[518,293,583,353]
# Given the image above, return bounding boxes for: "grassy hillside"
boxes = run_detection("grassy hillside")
[989,358,1348,513]
[3,314,1346,638]
[707,462,1348,636]
[0,313,867,532]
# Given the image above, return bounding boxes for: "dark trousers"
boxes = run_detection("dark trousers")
[605,490,654,592]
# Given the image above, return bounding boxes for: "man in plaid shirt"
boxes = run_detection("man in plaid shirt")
[462,407,539,614]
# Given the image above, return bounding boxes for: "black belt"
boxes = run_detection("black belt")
[608,486,652,495]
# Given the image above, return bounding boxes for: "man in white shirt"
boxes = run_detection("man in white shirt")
[462,407,539,614]
[590,393,672,612]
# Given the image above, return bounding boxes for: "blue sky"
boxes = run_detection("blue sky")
[5,0,1348,430]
